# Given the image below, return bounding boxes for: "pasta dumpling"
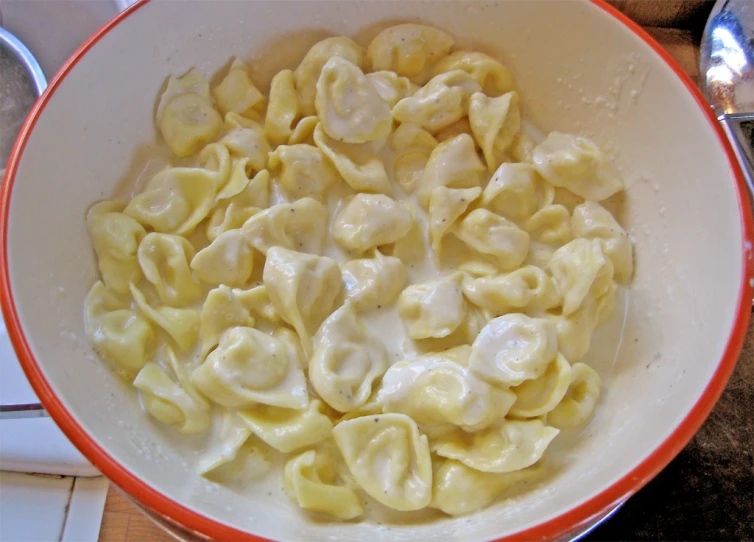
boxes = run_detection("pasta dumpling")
[84,281,153,372]
[433,50,516,97]
[313,123,392,194]
[137,233,202,306]
[316,56,392,144]
[241,197,329,255]
[509,353,572,418]
[212,58,265,118]
[392,71,481,133]
[398,274,467,340]
[263,247,343,355]
[341,250,407,311]
[130,284,199,351]
[197,411,270,481]
[288,116,319,145]
[199,285,257,356]
[333,414,432,511]
[86,201,146,294]
[284,449,364,520]
[455,209,530,271]
[332,194,413,253]
[572,201,633,283]
[268,144,341,202]
[509,133,537,163]
[157,68,223,157]
[219,114,270,171]
[294,36,364,117]
[547,363,601,429]
[192,326,309,409]
[206,168,269,241]
[481,163,553,222]
[389,123,438,194]
[239,400,333,453]
[309,302,388,412]
[461,266,561,317]
[469,314,557,386]
[525,204,573,247]
[378,348,515,432]
[191,228,255,287]
[367,71,418,108]
[434,419,559,473]
[428,186,481,254]
[431,459,542,516]
[469,91,521,172]
[532,132,623,201]
[549,238,614,316]
[416,133,486,207]
[265,70,299,147]
[367,23,454,83]
[134,361,210,435]
[125,144,231,235]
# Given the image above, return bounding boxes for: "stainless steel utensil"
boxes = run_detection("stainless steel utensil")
[700,0,754,196]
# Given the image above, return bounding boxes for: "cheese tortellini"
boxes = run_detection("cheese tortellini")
[83,23,634,523]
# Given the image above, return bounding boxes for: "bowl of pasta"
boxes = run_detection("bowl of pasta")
[1,0,752,540]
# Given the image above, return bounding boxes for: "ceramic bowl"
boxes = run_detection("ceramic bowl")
[1,0,752,540]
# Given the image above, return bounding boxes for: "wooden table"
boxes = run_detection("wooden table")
[99,26,711,542]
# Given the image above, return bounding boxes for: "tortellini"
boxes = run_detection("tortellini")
[124,144,230,235]
[191,326,308,409]
[212,58,265,118]
[130,284,199,351]
[433,51,516,97]
[433,419,559,473]
[392,71,481,134]
[239,400,333,453]
[86,201,146,294]
[455,209,530,271]
[316,56,392,144]
[367,23,454,82]
[461,266,561,316]
[390,123,438,193]
[469,91,521,172]
[341,250,407,311]
[309,302,388,412]
[265,70,299,147]
[294,36,364,117]
[332,194,413,253]
[572,201,633,283]
[284,449,364,520]
[157,68,223,157]
[333,414,433,511]
[469,314,557,386]
[432,459,542,516]
[481,162,553,222]
[416,133,486,207]
[134,361,210,435]
[84,281,153,372]
[313,123,392,194]
[398,274,467,340]
[549,238,614,316]
[267,144,341,201]
[137,233,202,306]
[532,132,623,201]
[378,348,515,432]
[83,23,635,522]
[263,247,343,355]
[547,363,601,429]
[241,197,329,255]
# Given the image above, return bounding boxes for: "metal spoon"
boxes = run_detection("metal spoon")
[700,0,754,196]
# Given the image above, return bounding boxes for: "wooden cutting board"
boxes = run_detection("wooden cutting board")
[97,26,701,542]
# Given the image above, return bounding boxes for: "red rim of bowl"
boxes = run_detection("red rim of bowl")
[1,1,752,540]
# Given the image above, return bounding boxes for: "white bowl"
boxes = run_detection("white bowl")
[2,0,752,540]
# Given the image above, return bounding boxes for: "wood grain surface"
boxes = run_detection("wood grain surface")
[98,26,703,542]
